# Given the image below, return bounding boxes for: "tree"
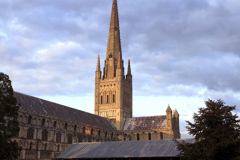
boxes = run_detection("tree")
[0,72,22,159]
[175,99,240,160]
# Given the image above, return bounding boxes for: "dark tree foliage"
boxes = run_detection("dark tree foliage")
[175,99,240,160]
[0,72,22,159]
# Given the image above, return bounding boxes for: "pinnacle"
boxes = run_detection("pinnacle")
[127,59,131,75]
[166,105,172,112]
[96,55,101,71]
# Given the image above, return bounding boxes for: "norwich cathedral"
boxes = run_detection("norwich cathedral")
[11,0,180,159]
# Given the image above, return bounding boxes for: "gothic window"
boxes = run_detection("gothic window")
[107,95,109,103]
[101,96,103,104]
[111,133,113,139]
[88,137,92,142]
[148,133,151,140]
[78,136,82,142]
[44,143,47,150]
[67,134,72,144]
[42,119,45,126]
[98,130,101,136]
[74,125,77,132]
[27,128,34,139]
[14,114,18,121]
[29,142,32,149]
[137,133,140,140]
[65,123,67,130]
[113,94,115,103]
[56,132,61,143]
[57,145,60,151]
[42,130,48,141]
[54,121,57,128]
[91,129,93,135]
[83,127,85,133]
[28,116,32,124]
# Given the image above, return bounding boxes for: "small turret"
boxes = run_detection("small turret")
[166,104,172,131]
[96,55,101,71]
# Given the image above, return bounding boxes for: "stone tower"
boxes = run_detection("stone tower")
[94,0,132,130]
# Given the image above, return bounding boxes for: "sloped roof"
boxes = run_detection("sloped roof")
[14,91,116,130]
[57,139,195,159]
[123,116,167,131]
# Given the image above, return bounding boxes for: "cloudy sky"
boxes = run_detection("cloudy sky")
[1,0,240,138]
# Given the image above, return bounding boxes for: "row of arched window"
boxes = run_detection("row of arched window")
[136,132,163,140]
[100,94,115,104]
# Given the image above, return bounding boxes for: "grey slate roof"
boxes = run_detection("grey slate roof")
[57,139,195,159]
[123,116,167,131]
[14,91,116,130]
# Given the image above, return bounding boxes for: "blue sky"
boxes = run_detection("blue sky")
[1,0,240,138]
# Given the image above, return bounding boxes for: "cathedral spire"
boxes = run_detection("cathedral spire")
[96,55,101,71]
[127,59,131,75]
[107,0,122,60]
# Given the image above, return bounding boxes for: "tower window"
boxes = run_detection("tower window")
[107,95,109,103]
[101,96,103,104]
[113,94,115,103]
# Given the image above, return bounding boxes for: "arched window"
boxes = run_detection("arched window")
[137,133,140,140]
[111,133,113,139]
[148,133,151,140]
[107,95,109,103]
[113,94,115,103]
[42,130,48,141]
[101,96,103,104]
[65,123,67,130]
[56,132,61,143]
[44,143,47,150]
[78,136,82,142]
[54,121,57,128]
[74,125,77,132]
[57,145,60,152]
[91,129,93,135]
[98,130,101,136]
[67,134,72,144]
[105,132,107,138]
[27,128,34,139]
[83,127,85,133]
[160,132,163,139]
[14,114,18,121]
[28,116,32,124]
[42,119,45,126]
[29,142,32,149]
[112,110,115,116]
[109,53,112,58]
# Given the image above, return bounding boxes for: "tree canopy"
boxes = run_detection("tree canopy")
[175,99,240,160]
[0,72,21,159]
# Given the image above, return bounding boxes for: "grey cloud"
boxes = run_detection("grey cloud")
[0,0,240,103]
